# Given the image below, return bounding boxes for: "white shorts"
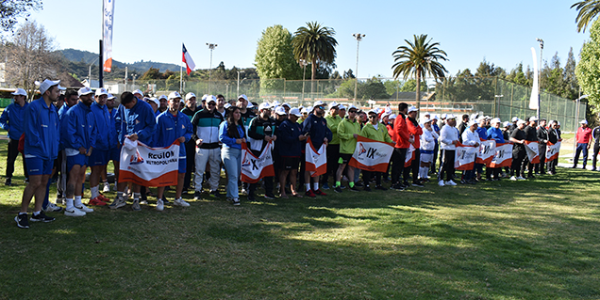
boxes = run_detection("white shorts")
[420,153,433,163]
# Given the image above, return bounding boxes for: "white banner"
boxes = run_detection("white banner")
[305,137,327,177]
[454,143,478,170]
[241,142,274,183]
[546,141,561,162]
[119,138,180,187]
[103,0,115,72]
[405,144,415,167]
[524,141,540,164]
[489,143,513,168]
[476,139,496,165]
[349,136,394,172]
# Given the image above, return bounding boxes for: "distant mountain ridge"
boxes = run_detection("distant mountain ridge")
[58,48,181,73]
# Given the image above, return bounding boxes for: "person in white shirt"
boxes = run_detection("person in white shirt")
[461,121,480,184]
[438,114,460,186]
[419,118,438,181]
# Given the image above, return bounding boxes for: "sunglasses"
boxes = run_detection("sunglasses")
[207,102,216,105]
[349,110,357,113]
[368,115,377,118]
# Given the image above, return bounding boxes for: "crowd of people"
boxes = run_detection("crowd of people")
[2,80,596,229]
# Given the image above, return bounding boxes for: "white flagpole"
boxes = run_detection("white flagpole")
[180,64,183,93]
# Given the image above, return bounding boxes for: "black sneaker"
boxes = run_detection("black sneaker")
[15,213,29,229]
[5,177,12,186]
[193,191,202,200]
[209,190,221,198]
[30,211,55,223]
[334,186,343,193]
[391,183,405,191]
[355,182,364,187]
[264,194,275,200]
[412,181,424,187]
[364,186,372,192]
[181,190,188,195]
[375,185,388,191]
[248,194,256,202]
[349,186,360,192]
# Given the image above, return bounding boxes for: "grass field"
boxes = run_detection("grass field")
[1,140,599,299]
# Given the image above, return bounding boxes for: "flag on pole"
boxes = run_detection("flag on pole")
[529,47,539,110]
[102,0,115,72]
[182,43,196,75]
[241,142,275,183]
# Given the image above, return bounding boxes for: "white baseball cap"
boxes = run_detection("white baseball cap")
[529,116,538,122]
[238,94,248,101]
[512,117,519,122]
[389,114,397,119]
[301,107,310,114]
[441,113,447,119]
[347,105,358,111]
[367,109,378,115]
[78,87,94,97]
[282,103,291,109]
[259,102,271,110]
[289,108,302,117]
[247,102,254,109]
[580,119,588,124]
[185,92,197,101]
[271,100,281,107]
[39,79,61,95]
[147,97,159,106]
[11,88,27,96]
[503,121,511,127]
[107,93,116,100]
[168,91,182,100]
[275,106,286,115]
[517,119,527,125]
[431,114,439,120]
[158,95,168,101]
[224,103,231,109]
[206,95,217,104]
[407,106,418,113]
[329,101,339,109]
[313,100,325,107]
[201,94,209,101]
[491,118,501,124]
[338,104,346,110]
[467,120,478,127]
[446,114,456,120]
[132,89,144,97]
[95,88,108,97]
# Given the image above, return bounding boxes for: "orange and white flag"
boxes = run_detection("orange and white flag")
[119,138,180,187]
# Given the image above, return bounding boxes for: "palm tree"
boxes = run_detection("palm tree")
[392,34,448,111]
[571,0,600,33]
[292,22,337,95]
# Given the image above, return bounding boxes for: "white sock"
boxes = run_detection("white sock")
[313,182,319,191]
[74,195,83,207]
[305,183,311,191]
[33,210,41,216]
[91,186,99,198]
[66,198,74,210]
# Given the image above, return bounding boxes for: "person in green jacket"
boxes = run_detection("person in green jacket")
[360,109,395,191]
[322,102,341,189]
[334,105,361,193]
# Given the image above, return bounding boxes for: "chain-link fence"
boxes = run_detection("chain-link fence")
[104,76,585,132]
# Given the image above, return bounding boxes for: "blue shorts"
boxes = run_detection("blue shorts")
[25,157,53,176]
[67,154,88,173]
[179,158,186,174]
[109,146,121,162]
[89,149,109,166]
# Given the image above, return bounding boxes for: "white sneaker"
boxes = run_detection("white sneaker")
[517,176,526,180]
[445,180,457,186]
[44,202,63,212]
[173,198,190,207]
[240,189,248,196]
[75,204,94,213]
[103,183,110,193]
[438,180,445,187]
[156,199,164,211]
[65,207,86,217]
[510,176,517,181]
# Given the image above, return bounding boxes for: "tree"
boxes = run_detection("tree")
[343,69,355,79]
[577,19,600,113]
[255,25,302,80]
[392,34,448,110]
[292,21,338,88]
[571,0,600,33]
[5,21,62,99]
[140,67,164,80]
[563,47,579,99]
[0,0,42,33]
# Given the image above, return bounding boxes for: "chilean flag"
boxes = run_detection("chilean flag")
[182,43,196,75]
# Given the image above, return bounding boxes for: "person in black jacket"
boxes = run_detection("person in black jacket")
[592,124,600,171]
[181,92,201,193]
[522,117,538,178]
[510,120,528,180]
[276,108,306,198]
[546,120,559,175]
[457,114,469,142]
[247,103,277,200]
[535,119,549,174]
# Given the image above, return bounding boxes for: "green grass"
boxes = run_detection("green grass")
[1,139,600,299]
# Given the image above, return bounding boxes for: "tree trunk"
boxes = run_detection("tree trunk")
[311,59,317,100]
[415,69,421,113]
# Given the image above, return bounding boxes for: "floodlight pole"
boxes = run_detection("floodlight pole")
[206,43,217,93]
[536,38,543,121]
[353,33,365,105]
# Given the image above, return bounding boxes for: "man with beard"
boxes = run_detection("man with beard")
[216,94,227,119]
[247,102,277,200]
[181,92,201,194]
[536,119,549,175]
[237,94,256,195]
[301,101,332,197]
[522,117,538,179]
[510,119,528,180]
[89,88,115,204]
[405,106,423,187]
[322,102,341,190]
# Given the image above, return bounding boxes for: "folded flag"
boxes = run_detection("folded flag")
[241,141,274,183]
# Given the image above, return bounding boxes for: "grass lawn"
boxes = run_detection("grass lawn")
[1,139,600,299]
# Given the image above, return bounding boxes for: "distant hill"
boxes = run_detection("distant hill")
[58,48,181,73]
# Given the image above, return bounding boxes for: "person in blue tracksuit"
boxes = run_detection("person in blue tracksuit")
[88,88,115,203]
[154,92,193,211]
[62,87,97,217]
[0,88,29,186]
[486,118,506,181]
[300,101,332,196]
[109,91,157,211]
[103,93,120,192]
[54,90,79,204]
[276,108,306,198]
[15,80,62,228]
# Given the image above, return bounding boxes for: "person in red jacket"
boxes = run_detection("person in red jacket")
[573,119,593,169]
[405,106,424,187]
[391,103,410,191]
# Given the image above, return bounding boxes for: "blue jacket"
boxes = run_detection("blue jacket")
[0,101,28,140]
[108,108,119,147]
[476,127,488,141]
[276,119,303,157]
[24,98,60,160]
[115,100,156,146]
[57,104,74,150]
[219,121,245,150]
[63,101,96,151]
[487,127,505,143]
[91,101,116,150]
[154,111,193,157]
[301,113,332,150]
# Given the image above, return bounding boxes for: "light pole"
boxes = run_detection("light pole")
[206,43,217,93]
[352,33,365,105]
[237,70,245,96]
[494,94,504,118]
[536,38,543,120]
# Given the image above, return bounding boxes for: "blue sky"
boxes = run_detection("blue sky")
[26,0,589,78]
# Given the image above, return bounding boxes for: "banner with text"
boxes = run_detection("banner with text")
[524,141,540,164]
[119,139,180,187]
[545,141,561,162]
[241,141,274,183]
[488,143,513,168]
[454,143,478,170]
[305,137,327,177]
[349,136,395,172]
[476,139,497,166]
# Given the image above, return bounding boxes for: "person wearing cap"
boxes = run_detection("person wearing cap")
[333,105,361,193]
[146,97,159,115]
[190,95,224,201]
[299,107,309,123]
[573,119,593,169]
[88,88,115,204]
[237,94,255,130]
[535,119,549,174]
[301,101,332,197]
[109,91,157,211]
[281,103,291,115]
[382,112,396,182]
[323,102,341,190]
[438,114,460,186]
[474,116,489,181]
[216,94,227,118]
[546,120,560,175]
[157,94,168,114]
[508,117,519,135]
[430,114,441,175]
[154,92,193,210]
[419,117,438,182]
[276,107,306,198]
[54,90,79,204]
[461,120,480,184]
[246,102,277,200]
[61,87,98,216]
[181,92,201,194]
[591,122,600,171]
[509,119,528,180]
[522,117,539,178]
[103,93,120,192]
[1,88,29,186]
[15,79,63,228]
[360,109,394,191]
[405,106,424,187]
[391,102,411,191]
[486,118,505,180]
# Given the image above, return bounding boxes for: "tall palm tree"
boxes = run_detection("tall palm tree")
[292,21,338,95]
[392,34,448,111]
[571,0,600,33]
